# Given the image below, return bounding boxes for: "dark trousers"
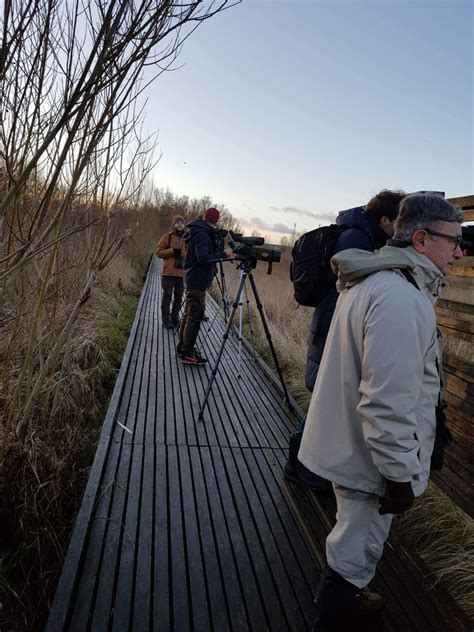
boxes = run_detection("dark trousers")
[161,276,184,324]
[179,288,206,353]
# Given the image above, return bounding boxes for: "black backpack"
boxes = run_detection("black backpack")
[290,224,344,307]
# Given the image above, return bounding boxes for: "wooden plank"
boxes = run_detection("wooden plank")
[178,445,212,630]
[219,446,294,631]
[110,443,144,630]
[229,448,310,630]
[131,443,155,630]
[134,262,160,445]
[242,448,317,627]
[122,276,157,444]
[153,444,171,630]
[191,446,249,630]
[167,445,191,631]
[188,446,233,631]
[201,446,270,631]
[440,275,474,306]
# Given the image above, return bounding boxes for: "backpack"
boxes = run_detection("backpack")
[290,224,344,307]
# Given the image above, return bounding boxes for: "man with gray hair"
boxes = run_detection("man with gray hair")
[298,193,464,630]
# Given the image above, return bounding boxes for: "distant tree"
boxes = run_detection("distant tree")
[280,235,292,247]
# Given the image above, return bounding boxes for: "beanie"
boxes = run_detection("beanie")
[172,215,185,226]
[203,207,220,224]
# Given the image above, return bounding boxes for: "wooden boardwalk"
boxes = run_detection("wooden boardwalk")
[47,256,471,631]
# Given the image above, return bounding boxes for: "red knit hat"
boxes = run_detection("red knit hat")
[203,207,220,224]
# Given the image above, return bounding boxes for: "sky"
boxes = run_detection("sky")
[145,0,473,239]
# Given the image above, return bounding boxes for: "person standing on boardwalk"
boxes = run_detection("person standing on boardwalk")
[177,207,233,366]
[298,193,463,630]
[156,215,187,329]
[284,189,406,490]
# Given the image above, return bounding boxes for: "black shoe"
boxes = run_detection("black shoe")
[181,350,208,366]
[171,317,180,327]
[313,566,383,631]
[284,434,331,491]
[163,320,174,329]
[202,315,209,322]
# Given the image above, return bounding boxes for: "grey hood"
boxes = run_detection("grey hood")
[331,245,445,303]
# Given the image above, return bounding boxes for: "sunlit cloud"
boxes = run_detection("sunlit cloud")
[270,205,337,224]
[273,222,293,235]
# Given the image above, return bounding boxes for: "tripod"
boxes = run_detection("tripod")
[197,258,294,421]
[214,260,231,323]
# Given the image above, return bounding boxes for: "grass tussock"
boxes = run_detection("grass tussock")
[219,247,474,621]
[397,482,474,618]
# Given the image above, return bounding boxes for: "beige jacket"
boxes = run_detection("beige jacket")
[299,246,444,497]
[156,231,185,277]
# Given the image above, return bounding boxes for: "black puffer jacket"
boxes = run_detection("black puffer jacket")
[304,207,389,391]
[183,219,228,290]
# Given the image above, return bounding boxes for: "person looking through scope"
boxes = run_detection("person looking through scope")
[177,207,234,366]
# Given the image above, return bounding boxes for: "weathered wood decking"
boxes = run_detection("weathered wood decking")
[46,257,471,631]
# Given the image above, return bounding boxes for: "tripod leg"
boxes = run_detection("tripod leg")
[243,281,256,360]
[198,270,248,421]
[247,272,294,412]
[216,261,230,323]
[237,270,245,377]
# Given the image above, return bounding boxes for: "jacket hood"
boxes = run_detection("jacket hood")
[332,245,445,301]
[336,206,387,245]
[184,218,211,242]
[336,206,369,230]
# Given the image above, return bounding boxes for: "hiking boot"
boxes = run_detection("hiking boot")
[313,566,384,631]
[181,350,208,366]
[284,434,331,491]
[357,589,384,614]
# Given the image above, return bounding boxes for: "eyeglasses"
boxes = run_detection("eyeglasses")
[424,228,463,250]
[174,220,185,225]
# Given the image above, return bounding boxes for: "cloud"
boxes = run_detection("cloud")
[270,205,337,223]
[236,216,252,228]
[273,222,294,235]
[250,217,270,230]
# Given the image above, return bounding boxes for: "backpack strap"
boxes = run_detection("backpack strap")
[399,268,420,291]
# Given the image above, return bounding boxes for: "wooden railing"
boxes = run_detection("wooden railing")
[433,201,474,516]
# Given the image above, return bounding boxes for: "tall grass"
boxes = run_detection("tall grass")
[0,188,235,630]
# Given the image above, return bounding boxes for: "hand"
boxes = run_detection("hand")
[378,479,414,515]
[224,248,234,258]
[173,248,182,256]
